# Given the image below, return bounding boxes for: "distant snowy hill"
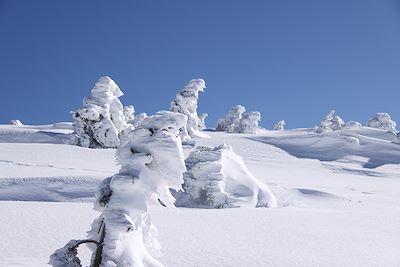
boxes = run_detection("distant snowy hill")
[0,123,400,266]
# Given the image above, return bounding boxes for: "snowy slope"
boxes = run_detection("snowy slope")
[0,124,400,266]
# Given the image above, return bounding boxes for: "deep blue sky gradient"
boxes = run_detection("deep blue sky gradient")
[1,0,400,128]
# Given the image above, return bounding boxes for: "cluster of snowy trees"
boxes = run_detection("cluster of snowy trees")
[55,75,399,266]
[315,110,398,133]
[52,76,282,266]
[216,105,262,134]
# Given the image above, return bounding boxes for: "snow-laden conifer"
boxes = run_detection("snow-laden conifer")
[367,112,397,132]
[274,120,285,131]
[73,76,133,148]
[85,110,187,266]
[316,110,344,133]
[170,79,209,139]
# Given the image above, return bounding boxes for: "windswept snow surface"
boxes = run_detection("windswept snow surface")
[1,124,400,266]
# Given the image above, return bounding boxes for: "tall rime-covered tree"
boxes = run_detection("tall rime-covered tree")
[170,78,209,140]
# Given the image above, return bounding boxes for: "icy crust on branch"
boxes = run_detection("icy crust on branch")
[216,105,262,134]
[316,110,345,133]
[73,76,133,148]
[367,112,397,132]
[174,144,277,208]
[49,240,84,267]
[87,111,186,267]
[274,120,285,131]
[170,78,209,139]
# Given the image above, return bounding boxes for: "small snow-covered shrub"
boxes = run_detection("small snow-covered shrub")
[170,78,209,139]
[174,144,276,208]
[316,110,344,133]
[367,112,397,132]
[84,110,187,266]
[216,105,262,134]
[274,120,285,131]
[9,119,23,126]
[343,121,362,130]
[73,76,133,148]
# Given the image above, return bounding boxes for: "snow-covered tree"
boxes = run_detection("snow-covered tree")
[216,105,262,134]
[174,144,276,208]
[367,112,397,132]
[274,120,285,131]
[237,111,262,134]
[73,76,133,148]
[216,105,246,132]
[9,120,23,126]
[316,110,344,133]
[170,78,209,139]
[52,111,187,267]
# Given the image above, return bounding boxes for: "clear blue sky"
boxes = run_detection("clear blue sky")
[1,0,399,129]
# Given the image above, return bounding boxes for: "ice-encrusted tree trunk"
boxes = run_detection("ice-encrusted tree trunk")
[51,111,187,267]
[170,78,209,139]
[273,120,285,131]
[174,144,277,208]
[73,76,133,148]
[316,110,344,133]
[367,112,397,132]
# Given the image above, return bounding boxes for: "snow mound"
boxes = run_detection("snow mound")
[255,127,400,168]
[0,124,77,144]
[174,144,277,208]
